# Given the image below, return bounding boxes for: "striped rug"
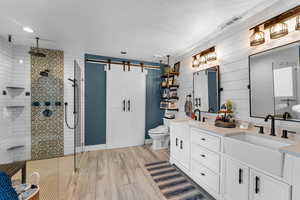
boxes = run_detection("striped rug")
[145,161,215,200]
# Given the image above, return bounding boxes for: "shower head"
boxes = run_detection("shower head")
[29,37,46,57]
[40,70,49,77]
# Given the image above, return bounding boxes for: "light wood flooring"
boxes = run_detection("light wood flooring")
[14,145,170,200]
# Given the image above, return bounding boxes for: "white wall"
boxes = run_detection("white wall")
[173,0,300,132]
[0,35,84,164]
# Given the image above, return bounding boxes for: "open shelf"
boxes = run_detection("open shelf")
[161,85,179,89]
[160,108,179,111]
[161,96,179,101]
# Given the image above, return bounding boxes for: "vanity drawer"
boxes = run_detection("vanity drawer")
[191,143,220,173]
[191,128,221,152]
[191,159,219,193]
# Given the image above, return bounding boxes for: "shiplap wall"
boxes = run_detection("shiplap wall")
[0,35,84,164]
[173,0,300,132]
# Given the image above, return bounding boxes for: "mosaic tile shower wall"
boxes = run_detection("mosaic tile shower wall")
[31,48,64,160]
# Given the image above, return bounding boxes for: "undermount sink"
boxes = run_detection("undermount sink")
[224,132,294,177]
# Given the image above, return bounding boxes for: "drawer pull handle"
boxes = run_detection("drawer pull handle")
[200,173,205,176]
[180,140,183,149]
[255,176,260,194]
[239,168,243,184]
[201,154,206,158]
[201,138,206,141]
[176,138,178,146]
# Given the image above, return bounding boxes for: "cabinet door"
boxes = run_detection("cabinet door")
[170,125,180,161]
[224,159,249,200]
[250,169,291,200]
[179,135,190,170]
[127,69,146,146]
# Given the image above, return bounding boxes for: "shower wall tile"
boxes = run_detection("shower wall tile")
[0,36,14,164]
[31,48,64,160]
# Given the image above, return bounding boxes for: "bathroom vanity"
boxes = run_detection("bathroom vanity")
[170,119,300,200]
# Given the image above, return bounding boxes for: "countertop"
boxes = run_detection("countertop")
[170,118,300,158]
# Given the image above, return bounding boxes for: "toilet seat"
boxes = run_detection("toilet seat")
[148,125,168,134]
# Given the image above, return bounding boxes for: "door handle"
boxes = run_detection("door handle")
[239,168,243,184]
[122,100,126,112]
[176,138,178,146]
[127,100,130,112]
[255,176,260,194]
[180,140,183,149]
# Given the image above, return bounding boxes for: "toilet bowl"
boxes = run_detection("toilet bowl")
[148,119,171,150]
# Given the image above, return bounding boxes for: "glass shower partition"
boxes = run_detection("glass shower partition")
[74,60,84,171]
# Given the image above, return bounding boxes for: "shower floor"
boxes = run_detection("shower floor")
[13,146,170,200]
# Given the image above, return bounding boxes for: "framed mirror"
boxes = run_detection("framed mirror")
[193,66,220,113]
[249,41,300,121]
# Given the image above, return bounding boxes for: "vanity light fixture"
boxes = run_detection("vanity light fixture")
[192,46,216,67]
[206,52,217,62]
[199,55,207,64]
[192,56,199,67]
[270,22,288,39]
[296,15,300,30]
[250,27,265,46]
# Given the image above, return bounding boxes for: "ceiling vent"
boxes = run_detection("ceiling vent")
[219,16,243,31]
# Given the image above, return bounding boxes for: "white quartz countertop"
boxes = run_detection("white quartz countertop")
[170,118,300,158]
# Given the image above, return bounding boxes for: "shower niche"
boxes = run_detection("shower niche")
[31,48,64,160]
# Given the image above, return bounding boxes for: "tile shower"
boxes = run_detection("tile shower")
[31,48,64,160]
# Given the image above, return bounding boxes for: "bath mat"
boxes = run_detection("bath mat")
[144,161,215,200]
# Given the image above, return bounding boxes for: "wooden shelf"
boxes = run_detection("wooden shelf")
[160,108,179,111]
[161,85,179,89]
[161,74,175,78]
[161,96,179,101]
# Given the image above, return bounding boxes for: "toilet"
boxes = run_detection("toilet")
[148,119,171,150]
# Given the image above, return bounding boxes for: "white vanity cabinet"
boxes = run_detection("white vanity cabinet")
[249,170,291,200]
[224,159,249,200]
[170,121,190,171]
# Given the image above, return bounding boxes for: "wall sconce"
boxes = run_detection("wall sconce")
[270,22,288,39]
[250,27,265,46]
[296,16,300,30]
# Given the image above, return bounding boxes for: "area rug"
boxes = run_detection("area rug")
[145,161,215,200]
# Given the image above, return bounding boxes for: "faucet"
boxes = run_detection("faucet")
[264,114,276,136]
[194,109,201,121]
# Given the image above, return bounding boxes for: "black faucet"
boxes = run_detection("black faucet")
[194,109,201,121]
[264,115,276,136]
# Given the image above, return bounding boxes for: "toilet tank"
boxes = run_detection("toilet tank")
[163,118,171,128]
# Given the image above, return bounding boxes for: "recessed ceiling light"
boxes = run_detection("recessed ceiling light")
[120,51,127,55]
[23,26,34,33]
[19,59,24,64]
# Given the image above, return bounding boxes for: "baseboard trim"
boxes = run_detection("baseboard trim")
[145,139,153,144]
[84,144,107,152]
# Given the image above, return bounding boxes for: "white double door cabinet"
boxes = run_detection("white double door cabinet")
[224,158,291,200]
[107,65,146,148]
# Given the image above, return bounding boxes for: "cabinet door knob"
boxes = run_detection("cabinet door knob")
[200,173,205,176]
[201,154,206,158]
[180,140,183,149]
[176,138,178,146]
[201,138,206,141]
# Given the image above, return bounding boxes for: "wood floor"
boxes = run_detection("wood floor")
[14,145,170,200]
